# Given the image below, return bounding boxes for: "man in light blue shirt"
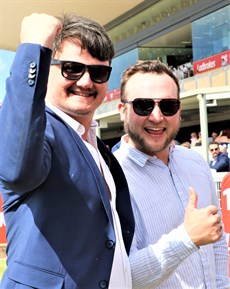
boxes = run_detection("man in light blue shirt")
[114,60,230,288]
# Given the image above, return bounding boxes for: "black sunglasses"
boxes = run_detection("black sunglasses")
[210,147,219,152]
[51,59,112,83]
[123,98,180,116]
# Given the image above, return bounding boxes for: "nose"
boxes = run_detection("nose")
[148,103,164,122]
[76,69,93,88]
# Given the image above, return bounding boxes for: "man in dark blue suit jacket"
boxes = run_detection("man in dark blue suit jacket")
[209,141,229,172]
[0,13,134,289]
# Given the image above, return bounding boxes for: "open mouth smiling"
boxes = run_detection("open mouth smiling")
[144,127,166,134]
[67,88,97,98]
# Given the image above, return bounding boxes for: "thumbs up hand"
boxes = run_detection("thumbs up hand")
[184,187,223,247]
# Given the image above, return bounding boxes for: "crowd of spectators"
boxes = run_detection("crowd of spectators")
[180,129,230,172]
[169,64,194,80]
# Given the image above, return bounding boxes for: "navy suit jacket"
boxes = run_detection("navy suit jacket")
[209,152,229,172]
[0,44,134,289]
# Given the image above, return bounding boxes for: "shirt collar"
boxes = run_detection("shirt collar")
[120,134,175,167]
[46,101,98,148]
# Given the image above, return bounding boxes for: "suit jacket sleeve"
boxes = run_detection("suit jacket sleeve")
[0,43,52,192]
[211,154,229,172]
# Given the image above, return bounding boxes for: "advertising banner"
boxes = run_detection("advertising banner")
[193,50,230,75]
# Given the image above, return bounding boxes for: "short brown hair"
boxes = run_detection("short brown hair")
[120,60,180,101]
[209,141,220,147]
[53,13,114,63]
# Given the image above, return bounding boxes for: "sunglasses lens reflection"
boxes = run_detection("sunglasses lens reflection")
[89,66,111,83]
[160,100,180,116]
[132,99,180,116]
[133,99,154,116]
[62,62,111,83]
[63,62,84,79]
[51,60,112,83]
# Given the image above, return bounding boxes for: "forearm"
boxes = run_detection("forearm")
[130,225,198,289]
[212,161,228,172]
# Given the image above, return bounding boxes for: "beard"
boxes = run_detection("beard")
[124,120,180,156]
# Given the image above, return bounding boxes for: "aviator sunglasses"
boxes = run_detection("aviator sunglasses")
[123,98,180,117]
[51,59,112,83]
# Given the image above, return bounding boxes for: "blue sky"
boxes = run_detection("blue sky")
[0,50,15,103]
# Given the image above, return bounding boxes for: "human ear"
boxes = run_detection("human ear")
[118,102,126,122]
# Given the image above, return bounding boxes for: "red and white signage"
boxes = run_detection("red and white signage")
[193,50,230,75]
[104,88,121,102]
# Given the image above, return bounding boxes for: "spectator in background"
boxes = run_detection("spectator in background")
[208,132,218,143]
[190,131,199,147]
[211,132,218,141]
[178,66,184,79]
[215,129,230,146]
[221,55,228,67]
[188,65,194,77]
[182,64,189,78]
[209,141,229,172]
[195,131,202,146]
[209,131,218,143]
[181,141,191,149]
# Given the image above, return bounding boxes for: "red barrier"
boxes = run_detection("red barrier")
[0,195,7,244]
[220,172,230,276]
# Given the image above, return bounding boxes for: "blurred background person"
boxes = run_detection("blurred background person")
[209,141,229,172]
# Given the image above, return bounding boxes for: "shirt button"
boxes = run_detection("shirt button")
[106,240,115,249]
[99,280,108,288]
[78,126,84,134]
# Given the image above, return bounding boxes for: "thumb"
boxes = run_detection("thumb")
[188,187,198,209]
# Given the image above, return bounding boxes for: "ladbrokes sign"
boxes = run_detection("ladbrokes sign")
[193,50,230,75]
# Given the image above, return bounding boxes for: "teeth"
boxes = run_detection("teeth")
[71,91,94,97]
[72,92,88,96]
[149,128,162,131]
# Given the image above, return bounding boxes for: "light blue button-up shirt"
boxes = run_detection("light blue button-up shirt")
[114,135,230,289]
